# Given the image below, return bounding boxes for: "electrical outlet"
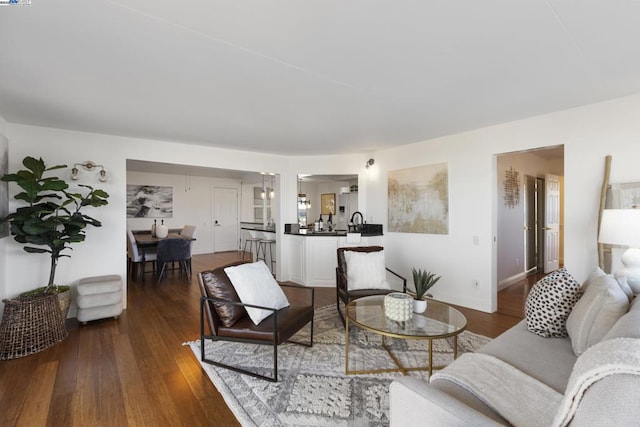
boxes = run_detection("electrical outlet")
[472,279,479,287]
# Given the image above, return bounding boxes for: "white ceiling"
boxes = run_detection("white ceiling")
[2,1,640,155]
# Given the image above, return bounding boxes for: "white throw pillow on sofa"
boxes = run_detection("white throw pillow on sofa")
[566,275,629,355]
[344,250,390,291]
[224,261,290,325]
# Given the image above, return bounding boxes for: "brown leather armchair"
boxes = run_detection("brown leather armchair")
[197,260,314,382]
[336,246,407,324]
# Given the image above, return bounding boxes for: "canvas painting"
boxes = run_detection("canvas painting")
[388,163,449,234]
[0,134,7,238]
[126,185,173,218]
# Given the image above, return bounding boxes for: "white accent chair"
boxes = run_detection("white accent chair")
[127,229,156,281]
[180,225,198,273]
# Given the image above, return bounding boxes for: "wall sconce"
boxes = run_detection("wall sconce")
[366,158,375,169]
[71,161,108,182]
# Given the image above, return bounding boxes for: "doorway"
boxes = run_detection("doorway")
[213,187,239,252]
[524,175,543,275]
[496,146,564,294]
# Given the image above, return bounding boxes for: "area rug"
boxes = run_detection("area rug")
[185,304,491,426]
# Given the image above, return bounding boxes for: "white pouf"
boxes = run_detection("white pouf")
[76,275,123,324]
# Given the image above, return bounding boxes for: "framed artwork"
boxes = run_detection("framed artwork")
[321,193,336,215]
[388,162,449,234]
[126,185,173,218]
[0,134,8,238]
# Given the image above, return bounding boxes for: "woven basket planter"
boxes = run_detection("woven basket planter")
[0,294,68,360]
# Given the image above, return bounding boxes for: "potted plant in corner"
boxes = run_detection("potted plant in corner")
[411,268,441,313]
[0,156,109,359]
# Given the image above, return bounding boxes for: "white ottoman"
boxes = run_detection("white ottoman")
[76,275,123,324]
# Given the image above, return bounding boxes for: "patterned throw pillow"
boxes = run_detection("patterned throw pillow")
[525,268,581,338]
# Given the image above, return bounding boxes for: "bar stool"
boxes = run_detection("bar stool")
[243,230,263,261]
[257,232,276,274]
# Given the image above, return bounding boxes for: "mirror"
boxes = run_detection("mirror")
[297,174,358,229]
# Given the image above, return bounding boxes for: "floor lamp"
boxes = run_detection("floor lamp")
[598,208,640,293]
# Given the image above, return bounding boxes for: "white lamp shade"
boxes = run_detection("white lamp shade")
[598,209,640,247]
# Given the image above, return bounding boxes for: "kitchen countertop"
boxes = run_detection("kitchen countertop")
[284,229,383,237]
[240,222,275,233]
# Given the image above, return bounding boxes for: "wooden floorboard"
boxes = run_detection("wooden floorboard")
[0,251,530,426]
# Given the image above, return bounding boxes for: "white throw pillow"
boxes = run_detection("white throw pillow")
[344,250,390,291]
[224,261,290,325]
[614,272,634,302]
[566,275,629,355]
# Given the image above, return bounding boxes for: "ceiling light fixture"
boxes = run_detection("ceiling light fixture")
[71,161,108,182]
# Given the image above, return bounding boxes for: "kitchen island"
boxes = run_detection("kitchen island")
[284,225,383,287]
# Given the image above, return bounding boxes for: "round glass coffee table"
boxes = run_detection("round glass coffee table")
[345,295,467,376]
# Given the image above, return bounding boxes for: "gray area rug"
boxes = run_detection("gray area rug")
[186,304,490,426]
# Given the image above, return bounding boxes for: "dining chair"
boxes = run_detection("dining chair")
[127,229,156,281]
[180,225,198,274]
[156,237,192,284]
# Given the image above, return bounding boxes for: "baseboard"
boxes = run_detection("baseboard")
[498,272,527,291]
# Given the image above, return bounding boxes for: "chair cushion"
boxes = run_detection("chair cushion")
[200,270,247,328]
[524,267,581,338]
[344,250,390,291]
[224,261,290,325]
[566,275,629,355]
[218,304,314,344]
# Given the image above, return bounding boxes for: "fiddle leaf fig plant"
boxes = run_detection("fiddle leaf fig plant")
[1,156,109,293]
[411,267,441,300]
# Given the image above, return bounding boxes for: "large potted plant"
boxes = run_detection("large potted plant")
[411,267,441,313]
[0,156,109,359]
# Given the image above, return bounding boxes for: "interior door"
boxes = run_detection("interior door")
[213,187,239,252]
[524,175,537,273]
[544,174,560,273]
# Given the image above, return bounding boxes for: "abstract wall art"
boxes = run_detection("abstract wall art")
[126,184,173,218]
[388,162,449,234]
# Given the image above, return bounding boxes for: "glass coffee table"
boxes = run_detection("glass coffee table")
[345,295,467,376]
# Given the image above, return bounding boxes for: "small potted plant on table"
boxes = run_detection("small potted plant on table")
[411,268,441,313]
[0,156,109,359]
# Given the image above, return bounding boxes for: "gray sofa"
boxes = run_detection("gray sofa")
[390,275,640,426]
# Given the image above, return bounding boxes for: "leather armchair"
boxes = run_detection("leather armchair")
[197,260,314,382]
[336,246,407,324]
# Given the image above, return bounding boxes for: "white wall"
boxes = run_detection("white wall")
[3,124,294,315]
[4,92,640,316]
[365,93,640,312]
[126,171,243,254]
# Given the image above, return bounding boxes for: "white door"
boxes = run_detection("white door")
[544,174,560,273]
[213,187,239,252]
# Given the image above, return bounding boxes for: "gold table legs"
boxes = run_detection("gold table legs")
[345,318,460,376]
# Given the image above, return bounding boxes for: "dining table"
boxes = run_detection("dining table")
[134,232,195,259]
[133,232,196,281]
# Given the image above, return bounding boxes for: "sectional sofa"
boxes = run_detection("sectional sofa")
[389,271,640,426]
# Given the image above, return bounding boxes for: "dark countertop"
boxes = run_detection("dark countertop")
[240,223,276,232]
[284,230,383,237]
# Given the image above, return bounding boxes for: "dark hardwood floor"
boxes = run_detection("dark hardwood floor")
[0,252,532,426]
